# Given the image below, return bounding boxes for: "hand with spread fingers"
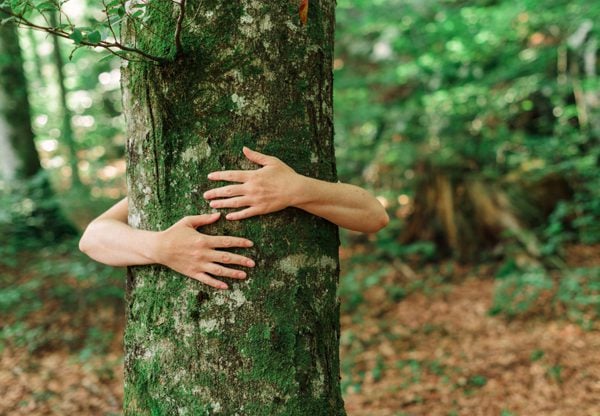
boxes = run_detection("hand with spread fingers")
[79,198,255,290]
[203,147,302,221]
[153,213,255,289]
[204,147,389,233]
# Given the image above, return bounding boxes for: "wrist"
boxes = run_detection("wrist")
[289,173,315,209]
[140,229,163,264]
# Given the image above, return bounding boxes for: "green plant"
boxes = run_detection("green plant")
[489,266,554,317]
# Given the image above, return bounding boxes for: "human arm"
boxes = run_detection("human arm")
[78,197,255,290]
[203,147,389,233]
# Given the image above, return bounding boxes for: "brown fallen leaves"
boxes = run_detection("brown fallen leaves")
[1,245,599,415]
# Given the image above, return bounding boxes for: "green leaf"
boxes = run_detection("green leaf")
[69,28,83,44]
[97,53,117,63]
[35,1,57,12]
[87,30,101,44]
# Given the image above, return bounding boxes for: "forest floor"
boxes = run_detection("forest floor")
[1,244,599,416]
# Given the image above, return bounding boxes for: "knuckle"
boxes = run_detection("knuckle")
[221,253,231,262]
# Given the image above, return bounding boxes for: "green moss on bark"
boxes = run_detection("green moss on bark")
[122,0,344,414]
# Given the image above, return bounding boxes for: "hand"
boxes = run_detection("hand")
[154,212,255,289]
[203,147,303,220]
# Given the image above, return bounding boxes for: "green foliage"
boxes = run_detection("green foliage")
[0,172,77,254]
[490,261,600,324]
[467,374,487,388]
[334,0,600,256]
[490,265,554,317]
[0,235,123,354]
[530,349,545,362]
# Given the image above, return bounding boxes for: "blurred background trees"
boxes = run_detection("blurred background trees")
[1,0,599,414]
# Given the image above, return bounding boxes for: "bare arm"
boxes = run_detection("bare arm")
[203,147,389,233]
[79,197,255,290]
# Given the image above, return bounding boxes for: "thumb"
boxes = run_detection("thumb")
[181,212,221,228]
[243,146,274,166]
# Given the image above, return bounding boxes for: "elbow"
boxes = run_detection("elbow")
[358,207,389,234]
[379,210,390,230]
[371,209,390,233]
[78,222,96,255]
[78,229,90,255]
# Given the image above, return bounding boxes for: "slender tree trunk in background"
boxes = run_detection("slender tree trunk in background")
[0,15,41,181]
[49,10,81,188]
[122,1,344,414]
[0,14,76,240]
[26,28,45,89]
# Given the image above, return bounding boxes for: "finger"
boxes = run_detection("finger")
[205,263,247,279]
[207,235,254,249]
[207,170,250,183]
[183,212,220,228]
[209,197,250,209]
[208,250,255,267]
[226,207,261,221]
[243,146,276,166]
[203,184,246,200]
[191,272,228,290]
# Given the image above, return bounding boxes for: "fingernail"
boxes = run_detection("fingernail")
[239,272,247,278]
[247,260,255,267]
[207,173,215,179]
[247,240,254,247]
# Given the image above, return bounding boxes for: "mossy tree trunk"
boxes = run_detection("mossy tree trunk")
[121,1,345,414]
[0,15,40,181]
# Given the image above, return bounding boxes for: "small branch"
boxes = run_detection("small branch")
[0,7,167,64]
[174,0,186,57]
[102,0,119,44]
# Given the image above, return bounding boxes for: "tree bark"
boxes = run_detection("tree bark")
[0,14,41,181]
[121,1,344,414]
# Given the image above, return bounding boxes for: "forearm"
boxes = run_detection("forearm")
[292,175,389,233]
[79,219,160,267]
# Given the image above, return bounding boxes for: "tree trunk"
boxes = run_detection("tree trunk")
[122,1,344,414]
[49,10,81,188]
[0,14,76,241]
[399,160,544,262]
[0,15,40,181]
